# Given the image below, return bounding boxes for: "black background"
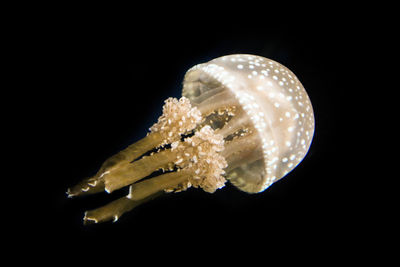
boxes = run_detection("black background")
[16,5,386,264]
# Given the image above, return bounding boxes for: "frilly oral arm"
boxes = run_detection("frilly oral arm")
[67,97,202,197]
[69,97,228,223]
[67,132,165,197]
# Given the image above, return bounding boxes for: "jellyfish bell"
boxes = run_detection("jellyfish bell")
[183,54,314,192]
[67,54,315,224]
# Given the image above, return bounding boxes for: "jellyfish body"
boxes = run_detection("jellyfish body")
[183,54,314,192]
[68,54,314,224]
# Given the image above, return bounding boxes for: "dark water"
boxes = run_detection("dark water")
[20,11,375,264]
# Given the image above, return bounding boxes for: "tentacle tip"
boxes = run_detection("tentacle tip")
[66,188,76,198]
[87,180,98,187]
[127,186,133,199]
[81,186,90,192]
[104,181,112,194]
[83,212,98,225]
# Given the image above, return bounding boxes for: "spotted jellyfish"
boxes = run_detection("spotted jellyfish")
[67,54,315,224]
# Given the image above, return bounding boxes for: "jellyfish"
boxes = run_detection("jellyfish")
[67,54,315,224]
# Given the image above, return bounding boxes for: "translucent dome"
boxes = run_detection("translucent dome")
[183,54,314,192]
